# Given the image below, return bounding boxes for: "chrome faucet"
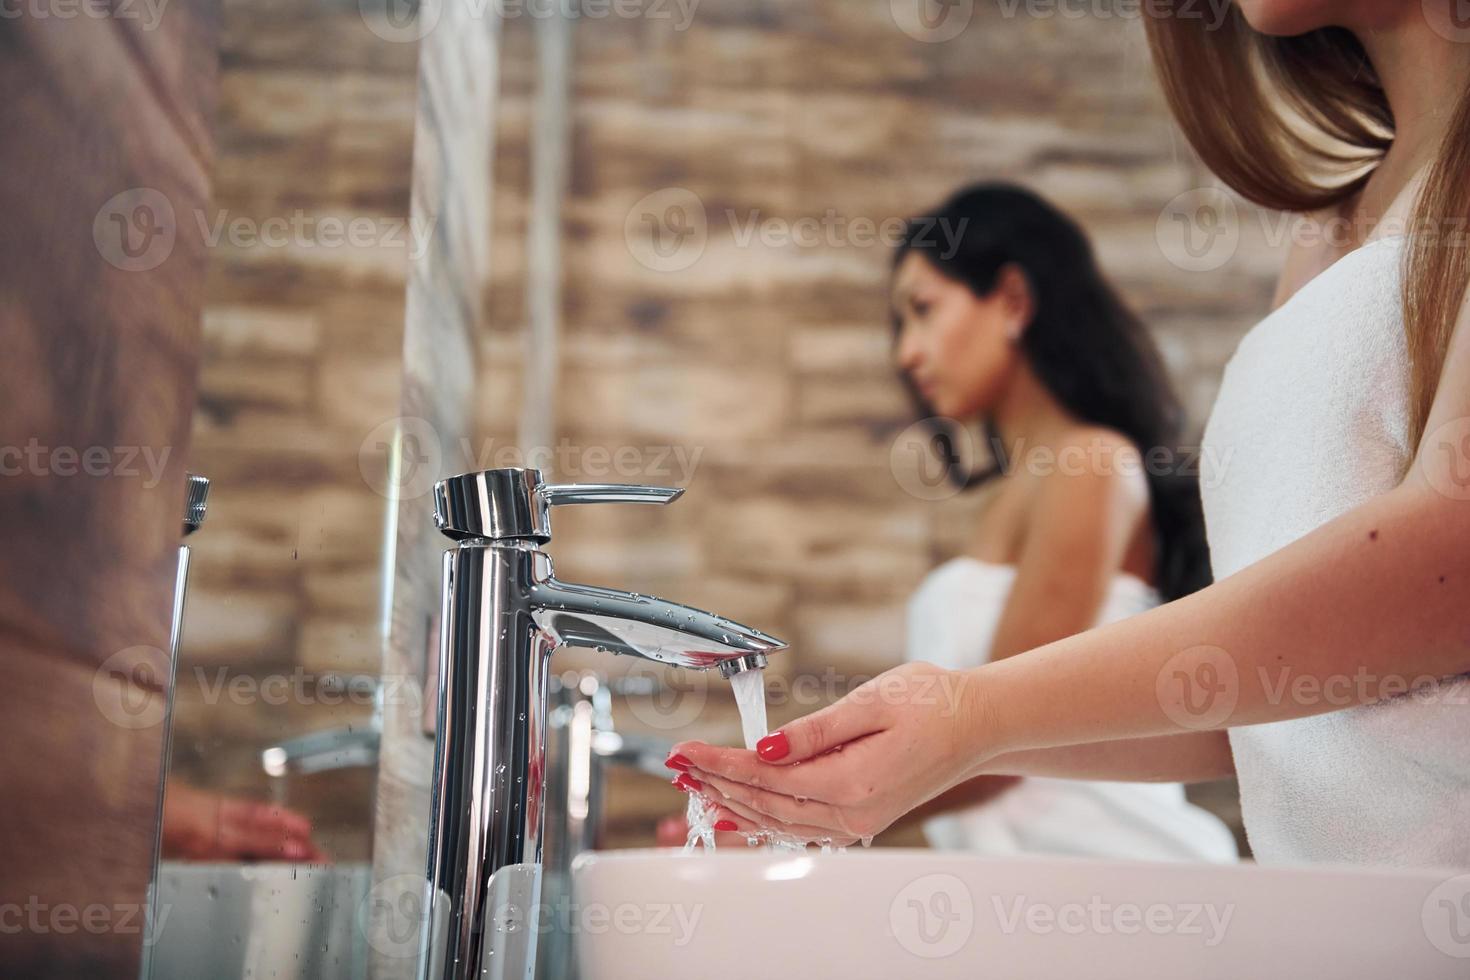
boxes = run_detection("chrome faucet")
[261,673,382,779]
[419,468,786,980]
[262,725,381,778]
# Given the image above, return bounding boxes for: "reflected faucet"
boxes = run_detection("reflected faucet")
[262,726,381,778]
[419,468,786,980]
[142,474,209,980]
[261,674,382,779]
[536,672,679,980]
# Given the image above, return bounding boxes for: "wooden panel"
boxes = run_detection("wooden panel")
[0,2,219,974]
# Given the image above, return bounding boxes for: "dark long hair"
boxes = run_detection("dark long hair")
[894,183,1210,600]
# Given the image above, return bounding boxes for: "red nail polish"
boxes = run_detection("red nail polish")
[714,820,737,832]
[674,774,703,792]
[665,753,692,772]
[756,731,790,762]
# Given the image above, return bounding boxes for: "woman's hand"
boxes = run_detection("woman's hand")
[668,661,986,843]
[162,781,329,863]
[654,811,749,849]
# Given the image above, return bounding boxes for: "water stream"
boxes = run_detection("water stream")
[684,668,849,853]
[729,669,768,752]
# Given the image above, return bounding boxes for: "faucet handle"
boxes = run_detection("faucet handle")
[182,473,210,537]
[541,484,684,507]
[434,468,685,543]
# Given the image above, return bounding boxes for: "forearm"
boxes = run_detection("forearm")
[905,775,1022,822]
[968,483,1470,762]
[909,732,1232,820]
[980,731,1235,783]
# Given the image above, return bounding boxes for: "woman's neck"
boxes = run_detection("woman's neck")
[1352,9,1470,194]
[989,364,1077,463]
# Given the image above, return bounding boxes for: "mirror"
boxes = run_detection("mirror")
[146,1,423,974]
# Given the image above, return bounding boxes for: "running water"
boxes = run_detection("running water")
[683,791,718,852]
[729,669,768,752]
[684,669,768,854]
[683,668,846,853]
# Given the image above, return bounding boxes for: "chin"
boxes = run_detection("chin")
[1233,0,1339,35]
[925,397,954,419]
[926,393,965,421]
[932,396,985,424]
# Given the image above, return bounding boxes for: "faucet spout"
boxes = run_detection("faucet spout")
[529,565,785,670]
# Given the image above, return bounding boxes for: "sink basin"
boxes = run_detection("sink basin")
[572,849,1468,978]
[145,862,371,980]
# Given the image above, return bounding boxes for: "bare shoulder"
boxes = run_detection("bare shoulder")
[1033,425,1150,517]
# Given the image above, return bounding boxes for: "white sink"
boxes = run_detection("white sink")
[572,849,1470,979]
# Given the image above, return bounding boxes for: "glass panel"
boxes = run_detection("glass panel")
[145,0,422,975]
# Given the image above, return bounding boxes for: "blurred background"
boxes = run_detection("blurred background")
[168,0,1284,915]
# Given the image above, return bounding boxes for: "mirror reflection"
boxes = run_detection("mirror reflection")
[157,0,419,875]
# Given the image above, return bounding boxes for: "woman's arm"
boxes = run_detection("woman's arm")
[975,290,1470,761]
[899,732,1230,831]
[981,730,1235,782]
[915,433,1176,817]
[976,459,1470,764]
[987,427,1151,662]
[902,775,1021,822]
[674,303,1470,840]
[906,731,1232,825]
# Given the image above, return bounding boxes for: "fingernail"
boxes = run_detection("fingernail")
[756,731,789,762]
[665,753,692,772]
[673,774,703,792]
[714,820,737,832]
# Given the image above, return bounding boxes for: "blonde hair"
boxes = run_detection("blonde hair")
[1145,10,1470,445]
